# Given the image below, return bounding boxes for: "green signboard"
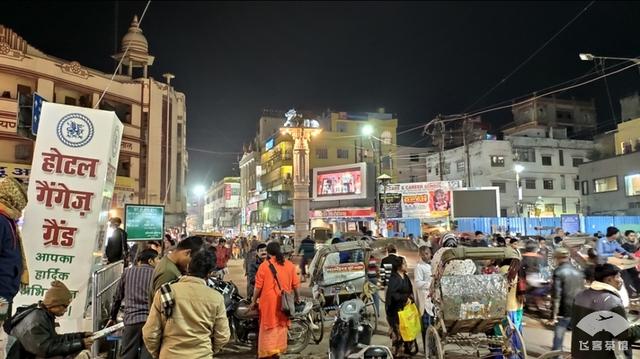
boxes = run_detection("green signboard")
[125,204,165,241]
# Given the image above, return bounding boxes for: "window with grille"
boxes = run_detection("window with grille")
[492,181,506,193]
[337,148,349,159]
[542,156,552,166]
[315,148,328,159]
[543,179,554,190]
[525,179,536,189]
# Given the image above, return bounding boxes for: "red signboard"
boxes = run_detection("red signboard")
[310,207,375,219]
[224,184,231,200]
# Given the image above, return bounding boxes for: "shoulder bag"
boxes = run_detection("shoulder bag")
[267,262,296,317]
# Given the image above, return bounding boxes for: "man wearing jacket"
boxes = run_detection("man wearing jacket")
[246,243,267,298]
[0,177,29,358]
[7,281,93,359]
[143,249,230,358]
[571,263,640,359]
[551,248,584,353]
[105,217,129,264]
[297,235,316,282]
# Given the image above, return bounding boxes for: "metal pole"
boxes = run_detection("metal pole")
[163,74,175,205]
[516,171,522,217]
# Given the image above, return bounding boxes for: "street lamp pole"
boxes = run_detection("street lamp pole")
[514,164,524,217]
[162,73,175,206]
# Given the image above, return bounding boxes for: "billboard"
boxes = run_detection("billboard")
[451,187,500,218]
[125,204,165,241]
[381,181,462,219]
[312,162,367,201]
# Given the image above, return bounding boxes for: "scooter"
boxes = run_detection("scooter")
[207,276,315,354]
[328,297,375,359]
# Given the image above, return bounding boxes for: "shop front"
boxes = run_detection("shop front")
[310,206,377,236]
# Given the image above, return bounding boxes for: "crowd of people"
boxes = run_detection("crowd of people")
[381,226,640,358]
[1,167,639,359]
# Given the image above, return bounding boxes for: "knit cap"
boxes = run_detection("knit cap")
[43,281,72,307]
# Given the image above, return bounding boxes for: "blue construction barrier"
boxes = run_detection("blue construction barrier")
[455,216,640,236]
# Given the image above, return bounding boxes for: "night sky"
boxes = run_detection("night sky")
[3,1,640,189]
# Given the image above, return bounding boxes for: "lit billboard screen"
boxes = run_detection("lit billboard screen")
[312,163,367,201]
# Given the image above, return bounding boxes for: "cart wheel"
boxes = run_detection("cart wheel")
[362,295,379,334]
[503,317,527,359]
[426,325,444,359]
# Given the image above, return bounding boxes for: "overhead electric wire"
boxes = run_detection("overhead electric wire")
[187,147,242,155]
[462,1,595,113]
[422,60,640,134]
[94,0,152,109]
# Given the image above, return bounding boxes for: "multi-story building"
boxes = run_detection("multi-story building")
[0,19,188,226]
[579,115,640,215]
[395,145,432,183]
[203,177,240,233]
[238,149,260,232]
[239,109,399,234]
[427,99,595,217]
[511,95,597,138]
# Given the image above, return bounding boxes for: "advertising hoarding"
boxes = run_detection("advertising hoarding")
[125,204,165,241]
[312,162,367,201]
[382,181,462,219]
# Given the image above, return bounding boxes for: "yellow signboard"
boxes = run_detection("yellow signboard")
[112,176,138,209]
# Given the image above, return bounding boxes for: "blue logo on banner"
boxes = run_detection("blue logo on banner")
[31,93,45,136]
[56,113,94,148]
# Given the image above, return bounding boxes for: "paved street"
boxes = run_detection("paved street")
[215,258,572,358]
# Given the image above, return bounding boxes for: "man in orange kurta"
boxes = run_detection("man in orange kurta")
[253,254,300,358]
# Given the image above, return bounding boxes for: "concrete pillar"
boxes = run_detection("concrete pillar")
[284,125,320,246]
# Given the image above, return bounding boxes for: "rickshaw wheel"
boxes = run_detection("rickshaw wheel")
[502,317,527,359]
[426,325,444,359]
[362,296,379,334]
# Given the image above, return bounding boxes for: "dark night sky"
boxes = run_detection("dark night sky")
[3,1,640,189]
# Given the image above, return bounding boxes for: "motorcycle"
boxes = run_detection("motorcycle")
[207,276,319,354]
[329,297,376,359]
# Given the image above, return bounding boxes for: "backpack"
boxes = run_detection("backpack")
[3,303,37,334]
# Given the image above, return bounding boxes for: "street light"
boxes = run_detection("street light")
[361,124,374,137]
[192,185,206,198]
[514,165,524,217]
[578,53,640,64]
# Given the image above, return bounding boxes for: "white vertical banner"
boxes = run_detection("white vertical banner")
[14,102,123,332]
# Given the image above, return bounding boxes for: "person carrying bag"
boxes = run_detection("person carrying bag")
[250,242,301,359]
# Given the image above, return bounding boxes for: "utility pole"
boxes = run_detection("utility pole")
[433,116,445,181]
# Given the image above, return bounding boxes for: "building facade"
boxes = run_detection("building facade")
[511,96,597,138]
[237,109,399,236]
[203,177,241,233]
[395,145,432,183]
[0,20,188,226]
[579,117,640,215]
[426,124,593,217]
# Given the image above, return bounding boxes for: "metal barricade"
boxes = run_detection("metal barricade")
[91,260,124,358]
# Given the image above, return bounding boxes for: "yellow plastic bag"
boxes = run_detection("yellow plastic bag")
[398,302,421,341]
